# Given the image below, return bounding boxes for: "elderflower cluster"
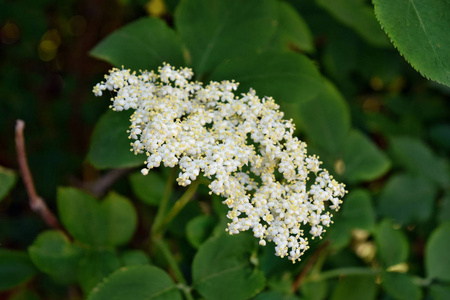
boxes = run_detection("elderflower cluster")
[93,64,346,262]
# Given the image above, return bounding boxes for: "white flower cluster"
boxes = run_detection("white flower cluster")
[93,64,346,262]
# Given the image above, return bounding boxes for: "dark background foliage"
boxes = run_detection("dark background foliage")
[1,0,449,299]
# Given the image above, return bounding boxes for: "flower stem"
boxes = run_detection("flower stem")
[152,168,177,236]
[153,179,200,236]
[303,267,381,284]
[153,237,194,300]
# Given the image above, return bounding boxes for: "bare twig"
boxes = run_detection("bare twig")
[82,167,133,198]
[292,240,330,293]
[15,120,62,230]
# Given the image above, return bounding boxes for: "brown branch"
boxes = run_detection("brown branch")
[292,240,330,293]
[82,167,133,198]
[15,120,62,230]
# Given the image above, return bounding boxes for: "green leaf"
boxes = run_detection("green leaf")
[78,250,121,294]
[330,275,377,300]
[175,0,278,76]
[186,215,216,248]
[90,17,184,70]
[28,230,83,284]
[341,189,375,231]
[390,136,449,188]
[57,188,137,247]
[426,222,450,282]
[381,271,422,300]
[270,1,314,53]
[317,0,390,47]
[373,0,450,86]
[429,284,450,300]
[301,280,328,300]
[429,124,450,151]
[121,250,150,266]
[297,79,350,155]
[87,265,182,300]
[254,291,300,300]
[0,249,36,291]
[0,166,16,202]
[88,110,143,169]
[377,174,437,225]
[209,52,323,107]
[374,219,409,268]
[129,171,165,206]
[438,194,450,223]
[342,130,391,183]
[193,233,266,300]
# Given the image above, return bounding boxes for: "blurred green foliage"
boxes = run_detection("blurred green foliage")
[1,0,449,299]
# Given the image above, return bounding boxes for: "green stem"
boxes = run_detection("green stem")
[152,168,177,236]
[153,237,194,300]
[304,267,381,284]
[153,180,201,236]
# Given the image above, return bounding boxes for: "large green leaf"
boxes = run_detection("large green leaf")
[0,249,36,291]
[341,189,375,231]
[342,130,391,183]
[317,0,390,47]
[381,271,422,300]
[175,0,278,76]
[378,174,437,225]
[210,52,323,105]
[374,219,409,268]
[193,233,266,300]
[297,79,350,155]
[87,110,143,170]
[90,17,184,70]
[373,0,450,86]
[186,215,216,248]
[129,171,165,206]
[438,193,450,223]
[87,265,182,300]
[429,284,450,300]
[270,1,314,53]
[28,230,83,284]
[57,188,137,248]
[0,166,16,202]
[254,291,300,300]
[330,275,377,300]
[426,222,450,282]
[78,250,121,294]
[390,136,449,188]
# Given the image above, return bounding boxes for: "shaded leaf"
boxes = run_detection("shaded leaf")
[193,233,266,300]
[378,174,437,225]
[297,79,350,155]
[429,283,450,300]
[175,0,277,76]
[342,130,391,183]
[0,166,16,202]
[87,110,143,169]
[271,1,314,53]
[121,250,150,266]
[29,230,83,284]
[341,189,375,231]
[381,271,422,300]
[330,275,377,300]
[90,17,184,70]
[318,0,390,47]
[57,188,137,247]
[373,0,450,86]
[0,249,36,291]
[87,265,182,300]
[78,250,121,294]
[209,52,323,109]
[390,136,449,188]
[129,171,166,206]
[426,222,450,282]
[374,219,409,268]
[186,215,216,248]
